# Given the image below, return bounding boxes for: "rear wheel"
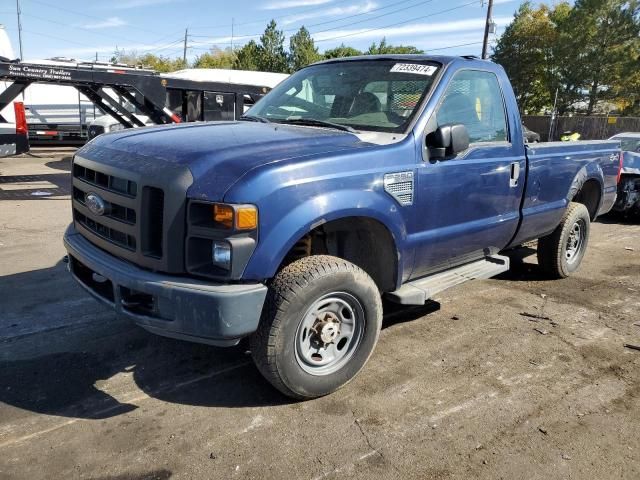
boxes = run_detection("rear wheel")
[250,255,382,399]
[537,202,591,278]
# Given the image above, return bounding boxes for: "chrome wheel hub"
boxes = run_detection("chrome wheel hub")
[294,292,365,376]
[565,220,585,264]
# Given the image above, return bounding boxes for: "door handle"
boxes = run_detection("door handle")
[510,162,520,188]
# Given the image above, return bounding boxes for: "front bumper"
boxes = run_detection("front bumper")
[63,224,268,346]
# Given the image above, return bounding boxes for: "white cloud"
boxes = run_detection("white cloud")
[81,17,127,30]
[282,1,377,25]
[262,0,333,10]
[313,15,513,42]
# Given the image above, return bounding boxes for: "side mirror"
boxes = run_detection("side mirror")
[426,124,470,159]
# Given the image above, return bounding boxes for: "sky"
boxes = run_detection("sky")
[0,0,524,63]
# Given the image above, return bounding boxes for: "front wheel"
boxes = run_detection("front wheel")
[250,255,383,399]
[537,202,591,278]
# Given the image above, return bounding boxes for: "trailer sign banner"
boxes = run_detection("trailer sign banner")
[389,63,437,76]
[7,64,72,81]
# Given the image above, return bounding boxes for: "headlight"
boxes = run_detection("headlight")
[212,241,232,270]
[108,123,125,132]
[212,203,258,230]
[186,200,259,279]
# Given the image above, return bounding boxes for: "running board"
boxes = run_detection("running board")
[386,254,510,305]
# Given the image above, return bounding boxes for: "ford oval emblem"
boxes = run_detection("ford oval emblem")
[85,192,107,216]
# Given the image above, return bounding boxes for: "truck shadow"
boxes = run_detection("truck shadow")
[597,212,640,225]
[0,172,71,200]
[494,246,556,282]
[0,155,72,201]
[44,155,73,172]
[0,262,440,420]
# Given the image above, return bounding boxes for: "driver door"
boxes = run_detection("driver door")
[411,69,525,279]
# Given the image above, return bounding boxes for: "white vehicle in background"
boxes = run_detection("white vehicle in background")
[88,68,289,137]
[19,64,98,144]
[0,25,28,156]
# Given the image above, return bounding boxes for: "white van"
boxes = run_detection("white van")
[0,25,28,156]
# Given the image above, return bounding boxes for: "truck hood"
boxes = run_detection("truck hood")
[81,121,372,199]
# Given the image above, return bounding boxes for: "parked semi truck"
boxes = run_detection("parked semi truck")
[64,55,621,399]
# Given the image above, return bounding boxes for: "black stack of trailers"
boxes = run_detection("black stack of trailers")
[0,58,273,147]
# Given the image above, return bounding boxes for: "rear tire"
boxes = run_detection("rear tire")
[537,202,590,278]
[250,255,383,400]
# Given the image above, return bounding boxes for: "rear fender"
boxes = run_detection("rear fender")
[567,164,604,217]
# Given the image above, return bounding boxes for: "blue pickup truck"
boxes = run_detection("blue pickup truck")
[64,55,621,399]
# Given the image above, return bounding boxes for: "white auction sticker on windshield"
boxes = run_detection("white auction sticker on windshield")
[390,63,437,76]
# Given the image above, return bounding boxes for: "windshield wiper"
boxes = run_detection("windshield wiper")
[279,117,357,133]
[239,114,271,123]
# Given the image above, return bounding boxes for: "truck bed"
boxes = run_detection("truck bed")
[510,140,620,246]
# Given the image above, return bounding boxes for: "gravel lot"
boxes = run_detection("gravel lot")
[1,149,639,480]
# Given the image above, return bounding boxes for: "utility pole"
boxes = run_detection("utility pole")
[231,18,234,52]
[481,0,494,60]
[182,28,188,66]
[16,0,24,59]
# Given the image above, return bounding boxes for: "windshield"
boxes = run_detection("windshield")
[247,60,441,133]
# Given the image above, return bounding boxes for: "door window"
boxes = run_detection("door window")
[435,70,508,143]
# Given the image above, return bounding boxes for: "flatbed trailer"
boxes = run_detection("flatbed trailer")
[0,58,274,144]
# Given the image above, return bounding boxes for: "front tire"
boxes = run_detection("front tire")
[537,202,591,278]
[250,255,383,400]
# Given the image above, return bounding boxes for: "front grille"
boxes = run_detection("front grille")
[73,186,136,224]
[74,210,137,251]
[141,187,164,258]
[73,164,137,197]
[72,160,165,263]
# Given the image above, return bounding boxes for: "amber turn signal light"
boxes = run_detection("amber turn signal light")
[236,206,258,230]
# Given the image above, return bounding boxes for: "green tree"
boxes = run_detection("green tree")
[110,50,186,72]
[193,47,235,69]
[366,38,424,55]
[323,44,362,59]
[614,49,640,114]
[257,20,288,73]
[289,26,321,71]
[565,0,640,115]
[492,2,558,113]
[234,40,261,71]
[546,3,586,114]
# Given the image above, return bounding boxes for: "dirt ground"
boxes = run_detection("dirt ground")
[0,149,639,480]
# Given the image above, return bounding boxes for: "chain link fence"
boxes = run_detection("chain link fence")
[522,115,640,141]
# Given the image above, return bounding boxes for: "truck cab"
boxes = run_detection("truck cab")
[64,55,620,399]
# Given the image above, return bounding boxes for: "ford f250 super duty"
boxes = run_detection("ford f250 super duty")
[63,55,621,399]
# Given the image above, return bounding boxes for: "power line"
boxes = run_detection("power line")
[28,0,169,38]
[202,0,438,41]
[309,0,436,36]
[429,40,483,51]
[188,0,361,30]
[314,0,482,43]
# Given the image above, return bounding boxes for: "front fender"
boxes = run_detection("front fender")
[242,189,411,285]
